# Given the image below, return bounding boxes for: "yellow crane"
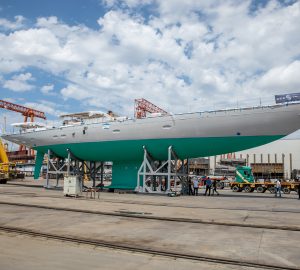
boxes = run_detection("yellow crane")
[0,138,17,183]
[0,138,9,183]
[0,138,9,163]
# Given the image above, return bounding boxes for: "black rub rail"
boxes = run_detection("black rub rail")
[0,225,298,270]
[0,201,299,232]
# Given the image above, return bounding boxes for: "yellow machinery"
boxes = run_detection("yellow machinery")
[0,138,9,183]
[0,139,9,163]
[0,138,18,183]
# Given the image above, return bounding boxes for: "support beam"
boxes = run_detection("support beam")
[100,162,104,190]
[45,149,50,188]
[45,149,67,188]
[65,149,104,187]
[34,151,44,180]
[136,146,188,195]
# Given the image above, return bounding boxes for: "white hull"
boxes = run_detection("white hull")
[3,103,300,149]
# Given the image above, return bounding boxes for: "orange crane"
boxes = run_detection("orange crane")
[0,99,46,152]
[134,98,168,119]
[0,100,46,122]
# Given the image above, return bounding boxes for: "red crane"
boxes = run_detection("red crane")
[0,99,46,153]
[134,98,168,119]
[0,100,46,122]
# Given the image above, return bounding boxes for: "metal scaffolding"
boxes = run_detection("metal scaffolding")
[135,146,189,194]
[45,149,104,189]
[45,149,67,188]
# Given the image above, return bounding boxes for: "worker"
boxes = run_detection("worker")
[188,178,194,195]
[212,180,219,196]
[275,179,282,198]
[193,177,199,196]
[204,177,212,196]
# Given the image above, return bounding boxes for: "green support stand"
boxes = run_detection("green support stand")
[108,161,141,190]
[34,151,45,180]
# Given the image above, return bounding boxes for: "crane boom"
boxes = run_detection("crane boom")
[0,100,46,120]
[134,98,168,119]
[0,99,46,153]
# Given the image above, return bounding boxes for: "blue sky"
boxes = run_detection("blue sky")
[0,0,300,132]
[1,0,106,29]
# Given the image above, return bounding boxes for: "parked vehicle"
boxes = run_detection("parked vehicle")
[230,166,299,194]
[200,175,228,189]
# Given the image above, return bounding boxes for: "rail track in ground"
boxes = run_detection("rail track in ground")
[0,201,299,232]
[0,189,300,214]
[0,225,298,270]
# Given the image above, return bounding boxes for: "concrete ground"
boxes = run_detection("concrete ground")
[0,178,299,269]
[0,233,264,270]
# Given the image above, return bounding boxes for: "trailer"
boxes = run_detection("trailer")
[230,166,299,194]
[200,176,229,189]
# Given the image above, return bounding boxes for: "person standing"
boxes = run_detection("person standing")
[193,177,199,196]
[188,178,194,195]
[275,179,282,198]
[297,182,300,200]
[212,180,219,196]
[204,177,212,196]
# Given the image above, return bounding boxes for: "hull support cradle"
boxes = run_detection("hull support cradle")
[136,146,189,195]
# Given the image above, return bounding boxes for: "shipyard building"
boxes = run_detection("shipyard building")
[208,138,300,180]
[189,138,300,180]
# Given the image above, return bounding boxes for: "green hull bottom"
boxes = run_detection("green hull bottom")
[34,135,284,189]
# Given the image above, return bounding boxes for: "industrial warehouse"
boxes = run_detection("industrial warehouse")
[1,1,300,270]
[191,138,300,180]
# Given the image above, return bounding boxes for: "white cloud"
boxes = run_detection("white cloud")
[256,61,300,92]
[3,73,34,92]
[1,97,17,103]
[41,84,54,94]
[61,84,92,100]
[102,0,153,8]
[0,15,25,30]
[0,111,24,135]
[24,100,67,118]
[0,1,299,115]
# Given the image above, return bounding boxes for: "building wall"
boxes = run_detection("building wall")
[209,139,300,179]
